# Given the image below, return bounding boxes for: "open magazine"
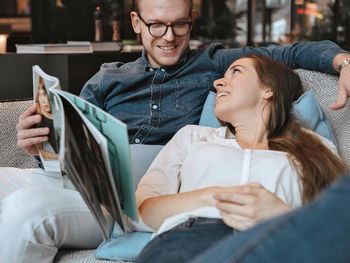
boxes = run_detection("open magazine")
[33,66,138,240]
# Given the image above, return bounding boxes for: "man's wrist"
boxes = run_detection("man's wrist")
[334,53,350,73]
[338,57,350,72]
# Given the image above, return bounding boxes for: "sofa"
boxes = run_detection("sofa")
[0,69,349,263]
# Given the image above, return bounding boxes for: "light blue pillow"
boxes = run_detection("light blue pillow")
[95,230,152,261]
[292,90,337,145]
[95,144,163,261]
[199,90,337,145]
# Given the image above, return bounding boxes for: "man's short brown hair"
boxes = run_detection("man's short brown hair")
[133,0,193,13]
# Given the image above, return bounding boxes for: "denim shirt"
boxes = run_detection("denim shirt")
[80,40,343,145]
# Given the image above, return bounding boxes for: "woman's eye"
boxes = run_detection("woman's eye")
[233,69,240,73]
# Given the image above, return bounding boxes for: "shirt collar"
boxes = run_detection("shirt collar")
[141,46,191,72]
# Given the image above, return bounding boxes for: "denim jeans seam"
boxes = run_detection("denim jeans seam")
[139,218,230,260]
[229,214,298,262]
[140,228,178,256]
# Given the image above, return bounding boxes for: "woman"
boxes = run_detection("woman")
[135,55,347,263]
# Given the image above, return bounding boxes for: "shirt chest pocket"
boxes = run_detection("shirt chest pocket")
[173,74,213,112]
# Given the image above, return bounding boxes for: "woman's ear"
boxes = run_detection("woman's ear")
[130,11,141,34]
[263,89,274,100]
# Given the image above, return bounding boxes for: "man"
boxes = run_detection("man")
[2,0,350,262]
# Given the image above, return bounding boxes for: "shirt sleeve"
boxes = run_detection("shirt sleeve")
[79,69,105,109]
[135,125,197,208]
[213,40,344,76]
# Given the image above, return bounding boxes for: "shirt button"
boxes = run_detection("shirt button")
[149,68,154,72]
[161,68,165,72]
[135,138,141,144]
[152,104,158,110]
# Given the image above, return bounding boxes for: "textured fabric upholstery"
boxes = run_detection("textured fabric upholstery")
[54,249,128,263]
[295,69,350,167]
[0,100,37,168]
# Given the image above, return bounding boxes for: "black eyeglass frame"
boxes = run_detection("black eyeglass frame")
[136,12,193,38]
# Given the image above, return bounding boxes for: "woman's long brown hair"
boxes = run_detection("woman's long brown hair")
[248,54,348,202]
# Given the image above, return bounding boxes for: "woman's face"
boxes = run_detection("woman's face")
[214,58,270,123]
[38,88,51,113]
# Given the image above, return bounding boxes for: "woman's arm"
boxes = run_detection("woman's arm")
[136,126,217,230]
[214,183,291,231]
[140,183,292,231]
[139,186,221,230]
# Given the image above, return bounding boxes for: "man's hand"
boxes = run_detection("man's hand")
[331,53,350,110]
[16,103,50,156]
[214,183,291,231]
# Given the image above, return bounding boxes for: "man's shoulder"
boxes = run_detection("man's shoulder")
[191,42,240,66]
[99,57,146,74]
[195,43,225,56]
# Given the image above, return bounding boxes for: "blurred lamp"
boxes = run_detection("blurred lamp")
[0,25,11,53]
[0,35,8,53]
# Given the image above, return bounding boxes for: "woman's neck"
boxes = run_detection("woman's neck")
[229,115,270,150]
[234,127,269,150]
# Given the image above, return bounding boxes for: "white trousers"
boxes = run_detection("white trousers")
[0,168,113,263]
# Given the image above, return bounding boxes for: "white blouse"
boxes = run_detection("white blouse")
[136,125,334,236]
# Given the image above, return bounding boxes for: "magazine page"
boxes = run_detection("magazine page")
[50,89,129,238]
[53,94,112,240]
[54,90,139,227]
[32,66,61,172]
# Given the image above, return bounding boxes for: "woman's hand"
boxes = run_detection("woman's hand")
[214,183,291,231]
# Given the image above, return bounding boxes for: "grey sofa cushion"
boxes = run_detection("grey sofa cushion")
[0,100,37,168]
[54,249,128,263]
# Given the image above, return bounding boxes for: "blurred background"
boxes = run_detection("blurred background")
[0,0,349,52]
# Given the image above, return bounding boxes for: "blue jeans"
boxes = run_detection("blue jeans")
[192,173,350,263]
[136,218,233,263]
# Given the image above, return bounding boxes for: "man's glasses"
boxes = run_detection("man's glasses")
[137,13,192,38]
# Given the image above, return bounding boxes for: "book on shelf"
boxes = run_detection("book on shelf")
[67,41,123,52]
[16,41,123,54]
[16,43,93,54]
[33,65,137,240]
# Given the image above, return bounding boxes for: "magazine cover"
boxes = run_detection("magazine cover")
[33,66,61,172]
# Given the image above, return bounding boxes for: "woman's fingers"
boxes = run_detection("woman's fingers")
[220,211,255,231]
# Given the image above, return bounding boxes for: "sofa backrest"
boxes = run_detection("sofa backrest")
[0,70,349,169]
[295,69,350,167]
